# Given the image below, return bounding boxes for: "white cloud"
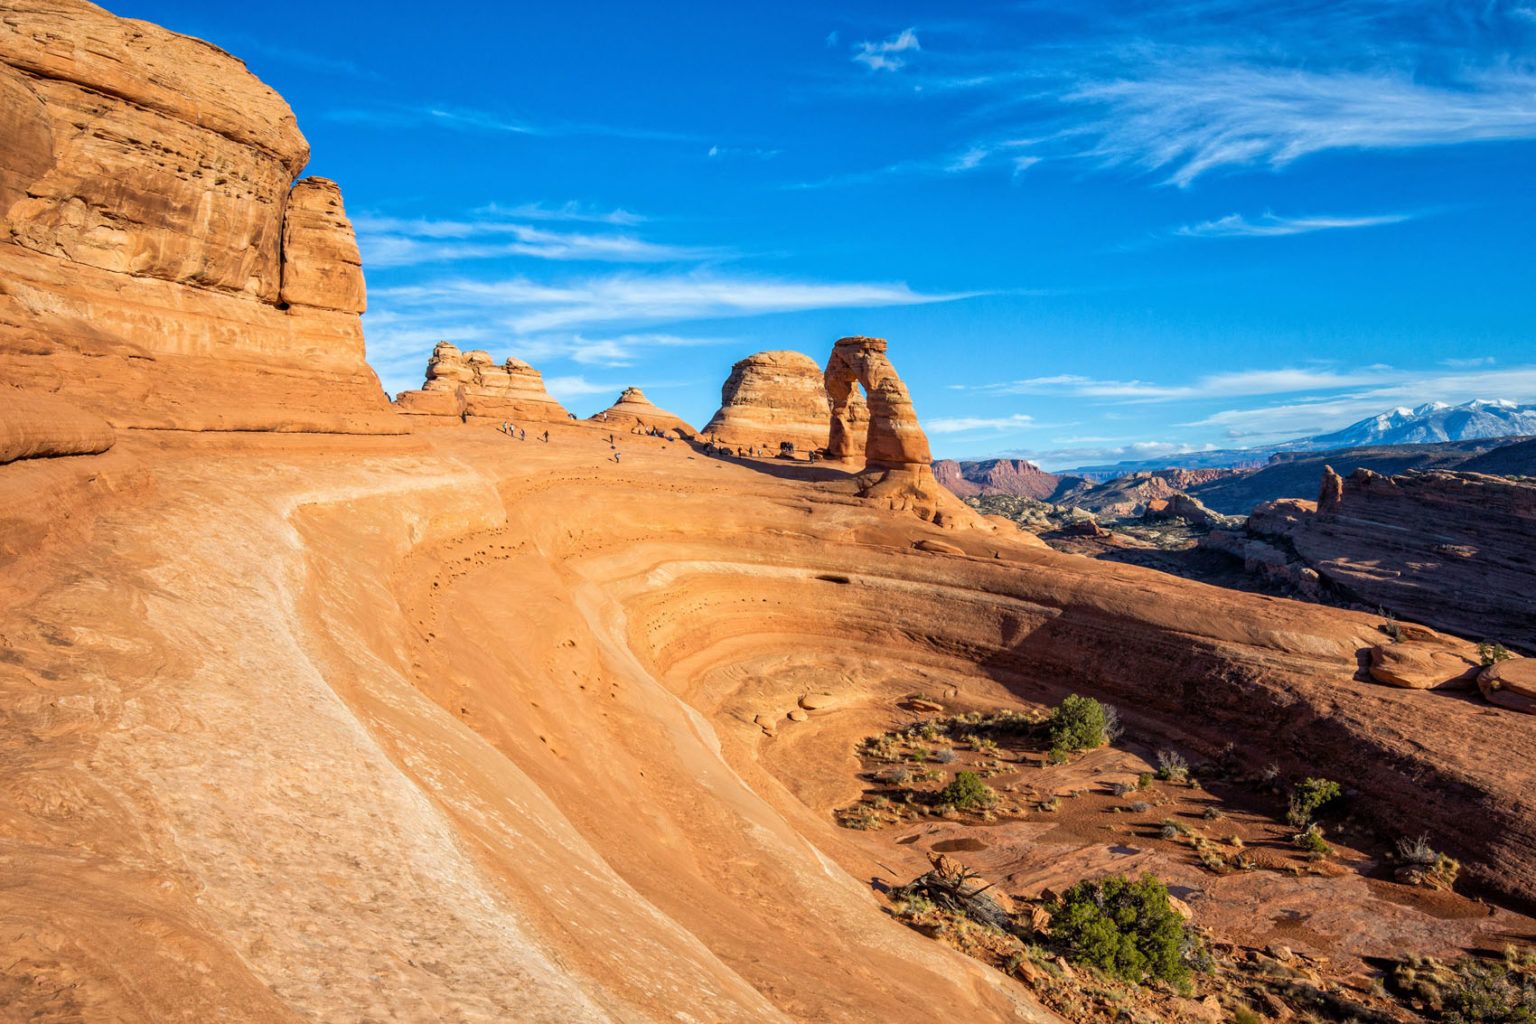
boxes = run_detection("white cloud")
[1176,211,1415,238]
[353,214,717,268]
[373,272,975,335]
[958,367,1383,402]
[510,333,728,368]
[853,28,920,72]
[927,413,1036,434]
[1067,65,1536,187]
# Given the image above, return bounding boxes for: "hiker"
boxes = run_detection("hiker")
[614,451,622,463]
[541,430,549,443]
[519,428,526,441]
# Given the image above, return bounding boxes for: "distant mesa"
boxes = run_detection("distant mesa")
[394,342,571,421]
[703,349,865,457]
[589,386,695,437]
[933,458,1062,501]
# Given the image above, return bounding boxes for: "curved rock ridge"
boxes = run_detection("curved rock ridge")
[825,336,953,520]
[703,349,864,455]
[0,0,398,434]
[394,342,572,421]
[0,386,114,464]
[589,386,695,436]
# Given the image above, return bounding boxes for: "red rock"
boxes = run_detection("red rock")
[1367,642,1480,690]
[933,458,1061,500]
[1479,659,1536,714]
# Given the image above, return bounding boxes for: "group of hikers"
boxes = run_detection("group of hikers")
[498,422,549,443]
[490,418,825,467]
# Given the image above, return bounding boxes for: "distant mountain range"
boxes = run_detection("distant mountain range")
[1052,399,1536,477]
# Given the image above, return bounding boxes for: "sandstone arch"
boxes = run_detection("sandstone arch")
[824,336,950,520]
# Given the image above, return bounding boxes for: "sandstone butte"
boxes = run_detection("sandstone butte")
[587,385,695,436]
[703,348,867,457]
[4,5,1536,1024]
[395,340,573,422]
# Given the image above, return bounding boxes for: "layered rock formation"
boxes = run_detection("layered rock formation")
[1205,467,1536,652]
[394,342,571,421]
[702,350,860,455]
[932,458,1064,500]
[589,387,694,436]
[0,0,397,433]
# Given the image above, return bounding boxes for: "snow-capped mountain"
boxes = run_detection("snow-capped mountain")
[1300,399,1536,449]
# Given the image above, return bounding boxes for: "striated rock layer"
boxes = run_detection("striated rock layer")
[0,0,398,433]
[589,386,695,436]
[394,342,572,421]
[1242,467,1536,652]
[703,349,853,454]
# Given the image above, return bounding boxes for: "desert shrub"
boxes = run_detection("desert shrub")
[874,766,909,785]
[1155,750,1189,783]
[1102,703,1125,743]
[1287,777,1341,827]
[1048,873,1194,986]
[938,770,997,811]
[933,747,957,764]
[1397,833,1438,865]
[1137,772,1154,790]
[1294,823,1331,855]
[1202,806,1223,820]
[1159,822,1180,841]
[1382,610,1402,643]
[1442,960,1536,1023]
[1129,801,1151,814]
[1479,641,1514,667]
[1047,694,1109,755]
[1110,781,1134,798]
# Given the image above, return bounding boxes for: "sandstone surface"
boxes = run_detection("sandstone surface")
[589,386,694,436]
[7,7,1536,1024]
[0,387,115,463]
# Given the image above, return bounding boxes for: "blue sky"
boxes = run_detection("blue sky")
[125,1,1536,468]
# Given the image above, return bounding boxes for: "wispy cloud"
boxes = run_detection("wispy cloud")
[927,413,1036,434]
[510,333,728,368]
[1176,210,1416,239]
[853,28,920,72]
[374,272,975,335]
[1067,65,1536,187]
[821,2,1536,187]
[353,214,718,268]
[325,104,698,143]
[956,367,1383,402]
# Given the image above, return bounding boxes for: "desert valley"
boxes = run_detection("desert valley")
[3,3,1536,1023]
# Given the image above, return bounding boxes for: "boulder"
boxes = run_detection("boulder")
[1478,659,1536,714]
[589,387,694,437]
[1367,642,1479,690]
[702,350,846,455]
[798,693,836,711]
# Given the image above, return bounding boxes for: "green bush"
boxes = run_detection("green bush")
[1286,777,1341,827]
[1047,694,1109,755]
[1048,873,1194,987]
[938,770,997,811]
[1443,960,1536,1023]
[1479,641,1514,668]
[1294,823,1331,855]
